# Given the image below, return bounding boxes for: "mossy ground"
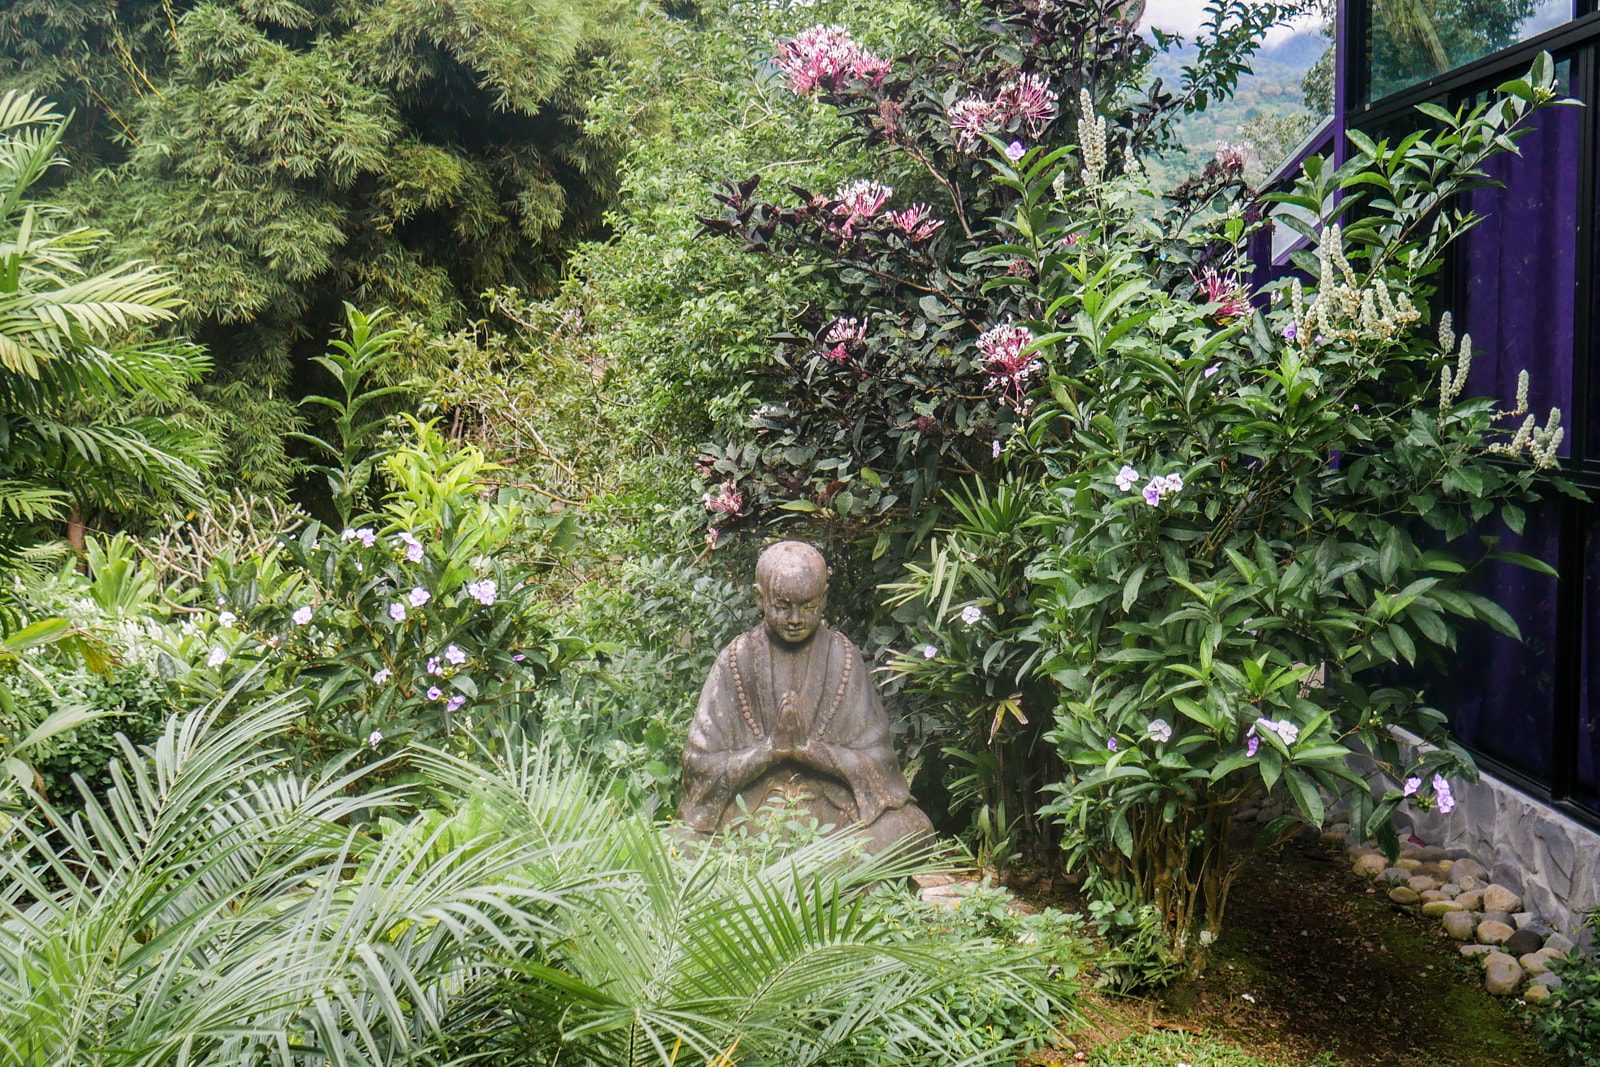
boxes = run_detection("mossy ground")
[1055,844,1552,1066]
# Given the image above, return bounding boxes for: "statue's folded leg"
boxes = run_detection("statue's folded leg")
[859,801,936,856]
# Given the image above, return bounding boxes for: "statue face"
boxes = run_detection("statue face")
[755,570,828,645]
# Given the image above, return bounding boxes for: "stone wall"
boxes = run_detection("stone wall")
[1383,729,1599,941]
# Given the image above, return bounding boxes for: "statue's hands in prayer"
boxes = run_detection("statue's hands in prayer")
[772,695,807,760]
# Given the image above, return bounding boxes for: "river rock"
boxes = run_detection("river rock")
[1379,866,1410,885]
[1422,900,1465,917]
[1477,920,1515,945]
[1443,911,1477,939]
[1439,883,1461,897]
[1533,971,1563,991]
[1396,857,1422,871]
[1353,853,1387,878]
[1503,928,1544,957]
[1388,886,1421,905]
[1546,933,1577,956]
[1455,889,1487,911]
[1524,983,1552,1004]
[1460,943,1495,958]
[1420,890,1451,903]
[1456,874,1485,892]
[1484,955,1524,996]
[1408,875,1441,893]
[1521,952,1552,977]
[1483,884,1523,913]
[1452,858,1489,883]
[1480,910,1514,928]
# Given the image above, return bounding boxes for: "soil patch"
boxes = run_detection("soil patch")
[1055,843,1552,1066]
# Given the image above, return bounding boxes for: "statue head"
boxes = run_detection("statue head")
[753,541,829,646]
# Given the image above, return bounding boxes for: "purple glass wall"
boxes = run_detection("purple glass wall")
[1459,63,1579,452]
[1431,507,1562,780]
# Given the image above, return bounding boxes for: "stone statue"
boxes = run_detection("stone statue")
[679,540,934,853]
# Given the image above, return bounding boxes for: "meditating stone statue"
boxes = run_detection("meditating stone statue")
[679,540,934,852]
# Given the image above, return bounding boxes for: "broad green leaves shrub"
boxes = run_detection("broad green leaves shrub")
[888,57,1574,971]
[200,421,580,764]
[1536,910,1600,1066]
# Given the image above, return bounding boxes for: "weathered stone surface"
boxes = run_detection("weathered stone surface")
[1545,932,1577,956]
[1353,853,1387,878]
[1439,883,1461,897]
[1455,888,1487,911]
[1480,910,1514,928]
[1415,862,1451,882]
[1422,900,1465,917]
[1460,943,1495,958]
[1396,857,1422,871]
[1485,956,1524,995]
[1503,928,1544,957]
[1416,846,1453,862]
[1443,911,1477,940]
[1523,983,1551,1004]
[1420,890,1451,903]
[1451,857,1489,883]
[1388,886,1421,905]
[1520,952,1552,977]
[1477,920,1515,945]
[1533,971,1564,990]
[1346,842,1376,859]
[1456,874,1485,892]
[1483,884,1523,913]
[1408,875,1441,893]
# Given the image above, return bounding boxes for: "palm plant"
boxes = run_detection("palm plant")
[0,695,1077,1065]
[0,90,216,543]
[424,745,1076,1066]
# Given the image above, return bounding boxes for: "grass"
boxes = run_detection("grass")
[1086,1031,1319,1066]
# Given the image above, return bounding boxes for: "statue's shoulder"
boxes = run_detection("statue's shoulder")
[713,625,764,667]
[821,624,867,661]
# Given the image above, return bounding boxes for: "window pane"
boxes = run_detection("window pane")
[1364,0,1574,105]
[1459,60,1577,456]
[1428,507,1560,781]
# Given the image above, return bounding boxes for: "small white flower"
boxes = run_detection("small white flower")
[923,644,939,659]
[1145,718,1172,743]
[373,668,391,684]
[368,729,384,749]
[961,605,983,625]
[206,647,228,669]
[1114,464,1141,492]
[291,605,313,626]
[218,611,237,627]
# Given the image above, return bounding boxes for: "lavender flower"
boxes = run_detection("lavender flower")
[1246,735,1260,757]
[206,647,228,668]
[466,578,498,606]
[426,657,442,676]
[427,686,443,701]
[446,694,467,713]
[1142,481,1162,507]
[444,644,467,666]
[291,605,313,626]
[1106,738,1118,752]
[373,668,391,684]
[1254,717,1300,746]
[397,532,425,563]
[408,586,431,608]
[1115,465,1141,492]
[1204,364,1220,378]
[1433,773,1456,814]
[388,602,407,623]
[961,605,983,625]
[992,438,1003,458]
[1005,140,1026,161]
[218,611,237,628]
[1145,718,1172,743]
[1403,776,1422,797]
[923,644,938,659]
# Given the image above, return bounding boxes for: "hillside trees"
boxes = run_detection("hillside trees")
[0,0,645,493]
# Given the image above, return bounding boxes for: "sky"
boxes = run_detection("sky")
[1140,0,1323,46]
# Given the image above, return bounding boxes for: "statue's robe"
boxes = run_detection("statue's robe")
[679,623,932,852]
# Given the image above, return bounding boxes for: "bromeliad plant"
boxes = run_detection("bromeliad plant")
[890,57,1575,973]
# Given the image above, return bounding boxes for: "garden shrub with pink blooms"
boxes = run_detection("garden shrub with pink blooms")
[884,56,1576,974]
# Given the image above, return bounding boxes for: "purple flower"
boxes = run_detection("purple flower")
[408,586,431,608]
[1403,776,1422,796]
[388,602,407,623]
[426,657,442,676]
[1005,140,1026,161]
[1246,735,1260,757]
[888,203,945,243]
[1433,773,1456,814]
[1115,465,1141,492]
[923,644,938,659]
[513,653,527,663]
[218,610,237,627]
[1106,738,1118,752]
[466,577,498,606]
[291,605,313,626]
[444,644,467,666]
[1142,483,1161,507]
[397,532,424,563]
[992,438,1003,458]
[373,668,391,684]
[445,694,466,713]
[427,686,443,701]
[206,647,228,668]
[1282,322,1297,342]
[773,24,889,96]
[1204,364,1220,378]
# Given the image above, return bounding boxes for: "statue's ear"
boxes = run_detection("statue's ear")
[752,581,765,601]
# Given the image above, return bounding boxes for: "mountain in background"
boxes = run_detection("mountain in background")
[1145,28,1334,190]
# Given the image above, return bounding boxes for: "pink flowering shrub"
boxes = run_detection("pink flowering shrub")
[695,0,1296,551]
[885,57,1571,974]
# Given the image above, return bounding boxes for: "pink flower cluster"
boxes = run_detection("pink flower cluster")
[703,480,743,515]
[1215,140,1251,177]
[977,322,1041,407]
[822,317,866,362]
[1194,268,1252,322]
[774,25,889,96]
[948,72,1060,153]
[830,179,893,236]
[887,202,944,243]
